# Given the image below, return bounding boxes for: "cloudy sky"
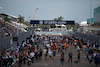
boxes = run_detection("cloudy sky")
[0,0,100,22]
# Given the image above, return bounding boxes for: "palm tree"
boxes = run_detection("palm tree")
[54,16,64,20]
[18,15,24,24]
[4,16,11,23]
[54,18,57,20]
[23,21,29,26]
[58,16,63,20]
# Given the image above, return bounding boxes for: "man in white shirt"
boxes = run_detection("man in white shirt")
[74,42,77,49]
[66,38,68,43]
[48,51,52,60]
[46,43,50,48]
[30,51,35,63]
[93,52,97,57]
[43,49,47,55]
[77,46,80,51]
[93,44,95,48]
[98,46,100,51]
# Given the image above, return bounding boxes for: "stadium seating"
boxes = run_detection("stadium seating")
[0,19,23,38]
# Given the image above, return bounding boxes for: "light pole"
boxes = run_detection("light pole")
[90,0,92,25]
[29,12,31,26]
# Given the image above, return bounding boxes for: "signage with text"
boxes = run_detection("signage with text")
[30,20,75,25]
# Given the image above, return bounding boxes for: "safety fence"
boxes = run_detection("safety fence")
[74,32,100,45]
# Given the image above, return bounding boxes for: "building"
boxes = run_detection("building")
[78,21,89,33]
[87,18,94,24]
[94,6,100,23]
[88,6,100,35]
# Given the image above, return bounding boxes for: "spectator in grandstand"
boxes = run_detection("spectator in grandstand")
[0,20,23,38]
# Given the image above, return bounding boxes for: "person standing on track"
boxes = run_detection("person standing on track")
[77,50,80,62]
[53,49,56,57]
[68,51,73,63]
[45,50,48,60]
[48,50,52,60]
[88,54,93,65]
[30,51,35,63]
[60,52,65,67]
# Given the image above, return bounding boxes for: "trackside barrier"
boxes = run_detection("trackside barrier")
[0,30,34,51]
[73,32,100,45]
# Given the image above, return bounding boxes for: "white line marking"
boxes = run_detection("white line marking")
[33,63,48,66]
[46,64,47,66]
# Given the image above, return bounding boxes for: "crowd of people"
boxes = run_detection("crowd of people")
[0,34,42,67]
[0,19,23,38]
[40,34,100,66]
[0,34,100,67]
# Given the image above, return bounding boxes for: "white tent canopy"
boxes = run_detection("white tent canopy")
[79,21,88,26]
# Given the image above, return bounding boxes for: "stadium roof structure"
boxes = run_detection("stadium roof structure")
[0,13,18,18]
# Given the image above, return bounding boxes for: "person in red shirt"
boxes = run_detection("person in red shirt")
[53,43,55,50]
[32,46,35,52]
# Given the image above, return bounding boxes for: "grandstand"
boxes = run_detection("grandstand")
[0,13,28,38]
[0,13,17,21]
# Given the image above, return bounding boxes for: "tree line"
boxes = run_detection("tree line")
[4,15,29,26]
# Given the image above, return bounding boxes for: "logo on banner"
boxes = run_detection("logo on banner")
[39,21,43,24]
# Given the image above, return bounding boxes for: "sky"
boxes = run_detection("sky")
[0,0,100,22]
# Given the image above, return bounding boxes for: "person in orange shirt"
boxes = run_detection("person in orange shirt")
[74,40,77,42]
[64,43,66,49]
[82,45,87,49]
[67,44,69,50]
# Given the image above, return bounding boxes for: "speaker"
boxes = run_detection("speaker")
[13,37,18,41]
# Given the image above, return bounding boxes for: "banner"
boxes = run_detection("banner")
[30,20,75,25]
